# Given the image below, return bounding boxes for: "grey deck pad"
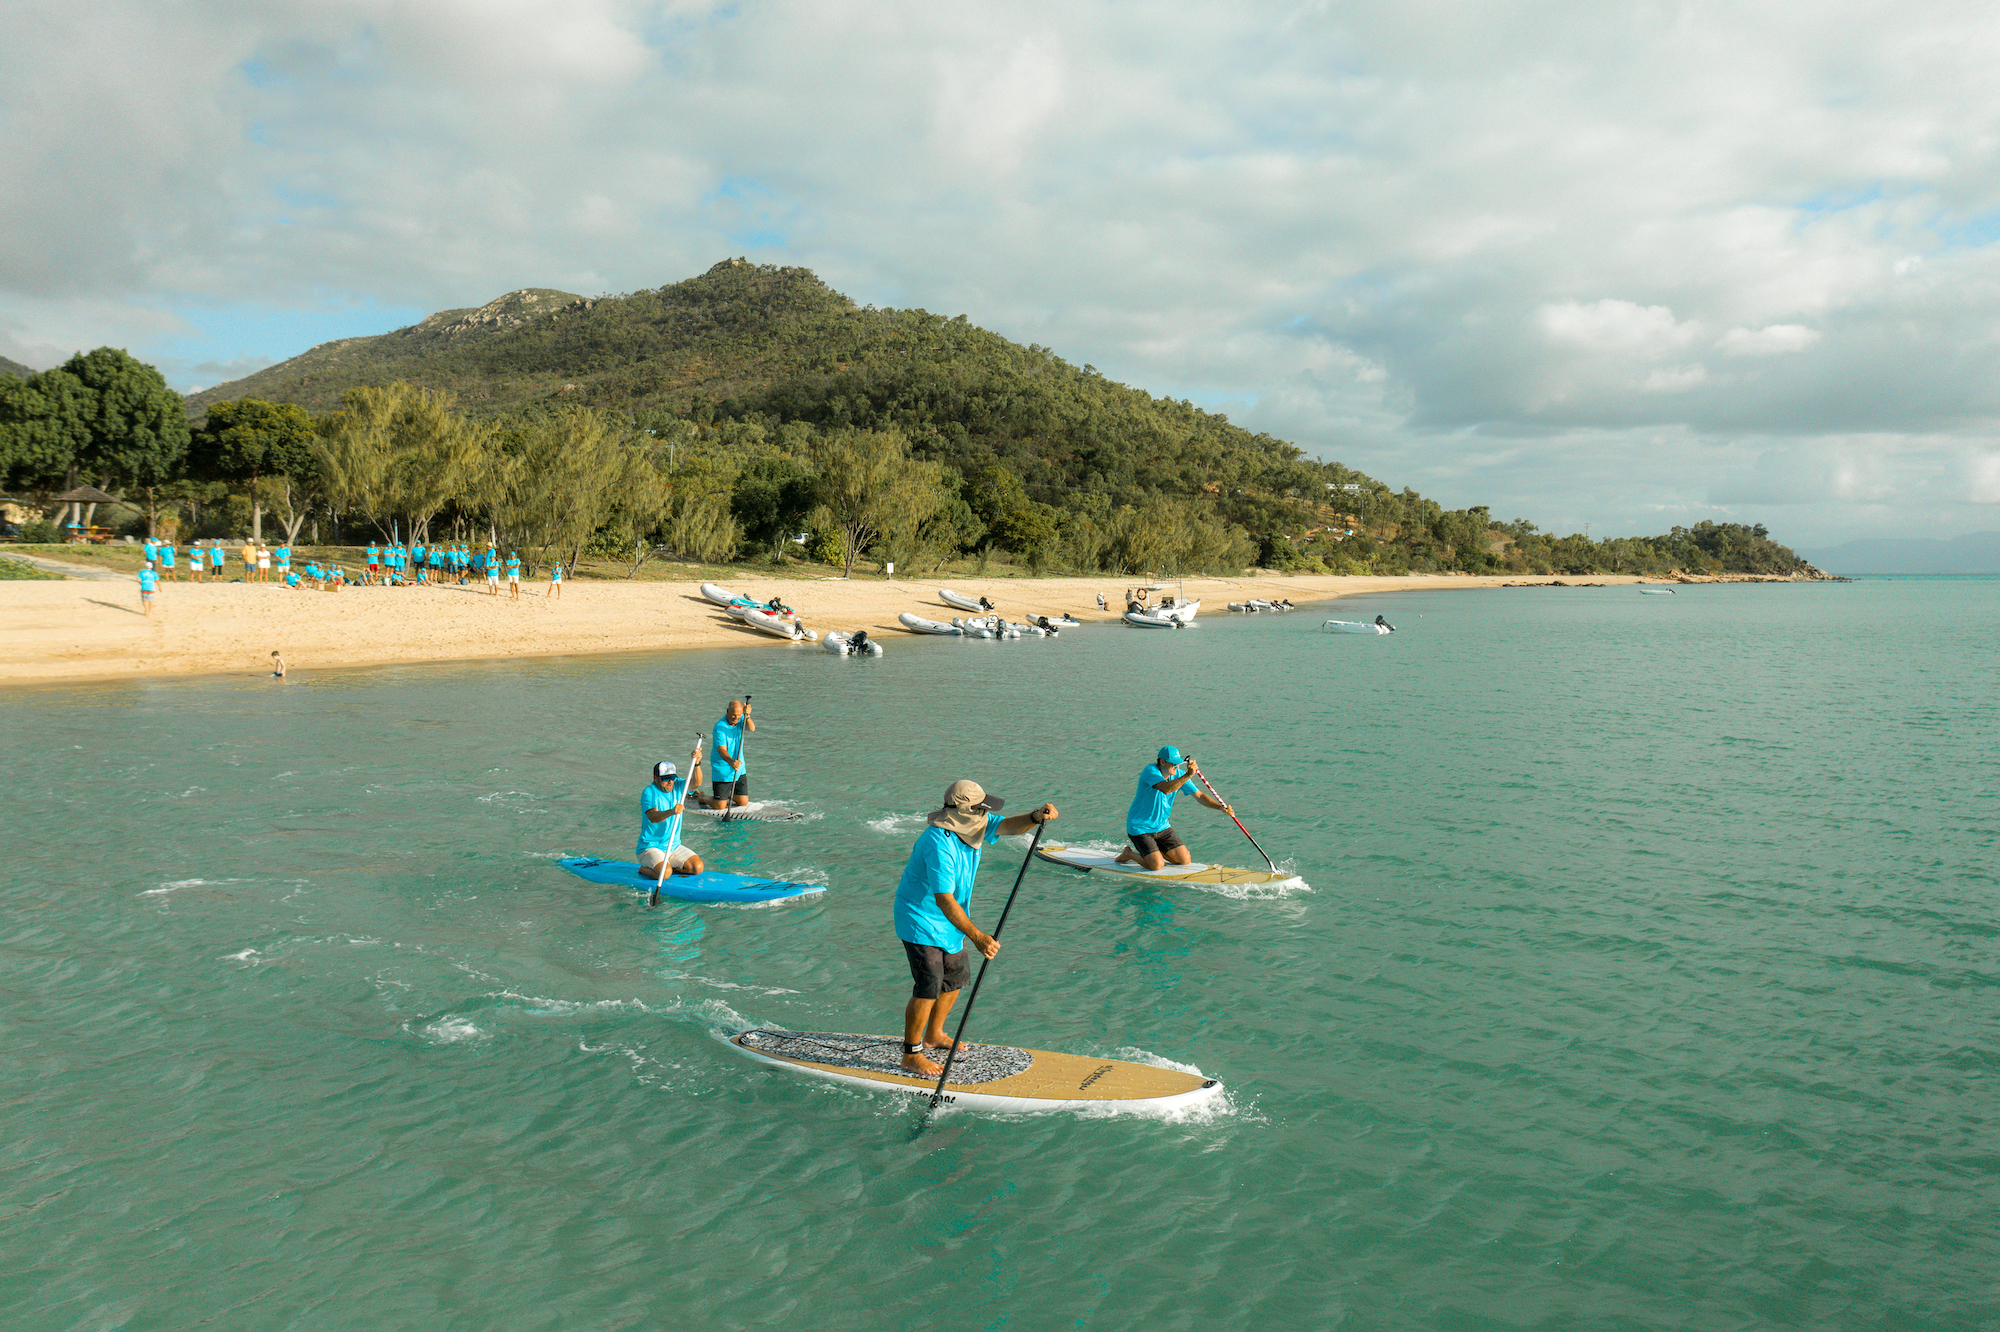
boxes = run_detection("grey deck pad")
[737,1030,1034,1084]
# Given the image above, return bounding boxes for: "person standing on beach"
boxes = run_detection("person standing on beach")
[257,542,271,583]
[1112,745,1234,871]
[138,563,158,614]
[703,700,755,809]
[159,541,177,581]
[239,538,256,582]
[549,561,563,600]
[505,550,521,600]
[485,546,500,596]
[892,781,1058,1076]
[638,745,707,881]
[275,542,290,583]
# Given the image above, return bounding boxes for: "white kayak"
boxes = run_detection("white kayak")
[741,606,817,641]
[938,588,995,613]
[1124,610,1195,629]
[823,630,884,656]
[1321,619,1390,634]
[1034,842,1302,888]
[898,611,962,636]
[730,1029,1223,1113]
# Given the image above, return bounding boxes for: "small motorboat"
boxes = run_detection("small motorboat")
[1124,609,1195,629]
[1638,588,1676,595]
[740,606,817,641]
[1026,612,1079,628]
[702,581,760,610]
[823,630,884,656]
[1321,619,1390,635]
[898,611,962,636]
[939,588,996,613]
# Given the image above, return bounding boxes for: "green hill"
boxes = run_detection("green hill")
[1,354,35,380]
[179,259,1822,578]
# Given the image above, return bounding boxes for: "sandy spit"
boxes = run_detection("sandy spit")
[0,572,1658,686]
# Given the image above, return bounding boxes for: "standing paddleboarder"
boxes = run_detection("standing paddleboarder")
[703,699,755,809]
[638,744,706,880]
[893,780,1058,1076]
[1111,745,1234,871]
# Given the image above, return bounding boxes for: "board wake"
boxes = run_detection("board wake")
[557,856,823,904]
[731,1029,1221,1111]
[1034,843,1301,887]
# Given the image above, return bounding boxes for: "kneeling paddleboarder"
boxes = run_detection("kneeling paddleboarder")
[638,743,706,880]
[894,780,1057,1076]
[1112,745,1233,871]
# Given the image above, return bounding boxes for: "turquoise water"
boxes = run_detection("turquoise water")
[5,579,1996,1330]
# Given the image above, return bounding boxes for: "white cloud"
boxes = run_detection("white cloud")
[5,0,2000,545]
[1717,324,1822,356]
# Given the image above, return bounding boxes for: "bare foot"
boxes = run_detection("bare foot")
[901,1051,943,1076]
[924,1035,960,1051]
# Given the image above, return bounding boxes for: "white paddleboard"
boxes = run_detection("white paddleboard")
[731,1030,1222,1112]
[685,802,807,823]
[1034,842,1300,887]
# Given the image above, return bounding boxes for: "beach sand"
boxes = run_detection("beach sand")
[0,571,1658,685]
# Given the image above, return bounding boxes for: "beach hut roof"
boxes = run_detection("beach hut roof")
[54,485,120,504]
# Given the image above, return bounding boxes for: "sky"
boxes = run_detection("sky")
[4,0,1999,548]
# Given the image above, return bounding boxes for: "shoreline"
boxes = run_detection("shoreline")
[0,570,1824,688]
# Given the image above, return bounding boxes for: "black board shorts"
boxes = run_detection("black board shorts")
[711,775,750,801]
[903,940,972,999]
[1127,827,1185,859]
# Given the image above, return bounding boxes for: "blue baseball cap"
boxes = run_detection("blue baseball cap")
[1157,745,1184,767]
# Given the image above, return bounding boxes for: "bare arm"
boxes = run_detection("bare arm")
[996,803,1058,837]
[935,893,999,959]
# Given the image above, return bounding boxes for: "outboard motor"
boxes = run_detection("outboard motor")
[851,630,869,654]
[1375,613,1395,631]
[980,597,995,611]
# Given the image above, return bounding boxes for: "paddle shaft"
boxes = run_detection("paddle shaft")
[649,734,704,907]
[1189,764,1275,873]
[927,818,1048,1108]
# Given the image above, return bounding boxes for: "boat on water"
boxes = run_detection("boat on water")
[822,630,884,656]
[1128,580,1200,624]
[1026,612,1080,628]
[1638,588,1676,595]
[1228,598,1295,613]
[1124,609,1196,629]
[898,611,962,635]
[1321,619,1391,635]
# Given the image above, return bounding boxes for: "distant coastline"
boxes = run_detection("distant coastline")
[0,569,1841,688]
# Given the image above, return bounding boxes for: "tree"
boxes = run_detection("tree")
[315,382,488,542]
[809,427,945,578]
[0,368,89,495]
[485,406,669,575]
[730,454,820,556]
[187,399,316,540]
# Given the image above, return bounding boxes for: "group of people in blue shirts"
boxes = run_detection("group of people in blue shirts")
[634,699,759,881]
[628,714,1234,1081]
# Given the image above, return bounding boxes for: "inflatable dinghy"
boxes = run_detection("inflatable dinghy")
[741,606,817,641]
[1124,610,1194,629]
[898,612,962,635]
[823,630,884,656]
[938,588,994,613]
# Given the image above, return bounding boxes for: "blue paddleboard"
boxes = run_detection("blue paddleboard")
[558,855,824,904]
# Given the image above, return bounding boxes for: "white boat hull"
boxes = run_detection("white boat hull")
[1124,610,1194,629]
[1321,620,1389,634]
[822,631,884,656]
[741,607,816,641]
[938,588,991,613]
[898,611,962,635]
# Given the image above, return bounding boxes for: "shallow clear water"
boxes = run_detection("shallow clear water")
[4,578,1996,1330]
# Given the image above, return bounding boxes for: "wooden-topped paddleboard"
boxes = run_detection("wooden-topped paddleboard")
[731,1030,1222,1111]
[1034,843,1302,888]
[685,802,807,823]
[558,856,823,905]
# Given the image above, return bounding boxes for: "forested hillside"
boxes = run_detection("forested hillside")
[10,260,1823,579]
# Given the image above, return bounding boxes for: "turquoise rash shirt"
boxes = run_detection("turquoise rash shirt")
[1126,762,1200,836]
[893,814,1003,950]
[637,778,688,856]
[710,716,747,781]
